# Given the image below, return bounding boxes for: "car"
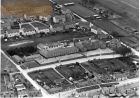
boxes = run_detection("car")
[64,2,74,6]
[95,16,102,20]
[93,14,99,17]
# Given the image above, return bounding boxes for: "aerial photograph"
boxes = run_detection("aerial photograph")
[0,0,139,98]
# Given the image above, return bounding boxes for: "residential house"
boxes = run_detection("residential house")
[64,21,75,30]
[39,46,79,58]
[91,25,98,34]
[52,23,64,32]
[113,73,127,81]
[12,55,24,64]
[78,21,90,30]
[20,24,36,36]
[37,42,65,51]
[23,54,41,62]
[6,29,20,38]
[53,15,66,23]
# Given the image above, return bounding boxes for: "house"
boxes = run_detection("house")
[15,83,26,91]
[37,43,47,50]
[17,89,28,98]
[78,21,90,30]
[37,42,65,51]
[45,42,65,50]
[64,21,75,30]
[39,46,79,58]
[0,90,16,98]
[6,29,20,38]
[52,15,66,23]
[61,8,72,14]
[20,23,36,36]
[0,30,5,38]
[97,31,109,40]
[12,55,24,64]
[91,25,98,34]
[52,23,64,32]
[23,54,41,62]
[113,73,127,81]
[28,89,42,97]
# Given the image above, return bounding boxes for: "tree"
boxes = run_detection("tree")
[115,46,132,56]
[111,31,124,38]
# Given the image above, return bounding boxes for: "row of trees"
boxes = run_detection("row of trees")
[7,46,37,57]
